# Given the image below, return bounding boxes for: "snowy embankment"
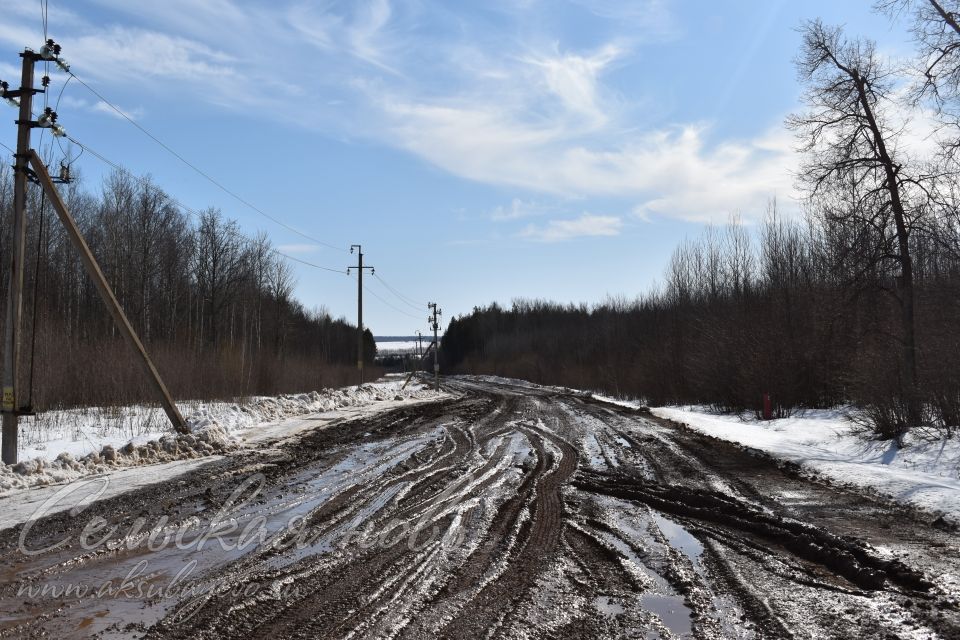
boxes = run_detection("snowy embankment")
[640,404,960,524]
[0,378,441,495]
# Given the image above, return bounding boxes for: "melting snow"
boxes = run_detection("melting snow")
[647,406,960,524]
[0,378,444,497]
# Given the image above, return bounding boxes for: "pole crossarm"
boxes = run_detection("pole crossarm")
[27,151,189,435]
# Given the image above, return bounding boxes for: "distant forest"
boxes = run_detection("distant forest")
[0,164,376,409]
[442,5,960,442]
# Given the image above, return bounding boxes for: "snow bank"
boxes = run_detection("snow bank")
[0,379,438,495]
[649,406,960,524]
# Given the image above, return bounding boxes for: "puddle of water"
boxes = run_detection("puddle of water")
[594,595,626,618]
[651,513,703,569]
[600,497,755,639]
[641,593,693,636]
[9,433,440,639]
[583,432,607,469]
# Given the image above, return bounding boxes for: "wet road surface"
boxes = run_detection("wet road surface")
[1,376,958,639]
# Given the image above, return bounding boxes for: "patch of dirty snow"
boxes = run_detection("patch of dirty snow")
[0,379,443,496]
[650,406,960,524]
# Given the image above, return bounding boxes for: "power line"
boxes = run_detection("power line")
[63,133,347,276]
[13,132,346,278]
[365,283,424,320]
[65,70,347,253]
[6,134,437,341]
[349,272,422,320]
[53,74,75,165]
[372,272,423,311]
[7,56,430,324]
[40,0,48,41]
[4,121,428,329]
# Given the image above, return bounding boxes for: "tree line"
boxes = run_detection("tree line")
[442,1,960,442]
[0,163,377,409]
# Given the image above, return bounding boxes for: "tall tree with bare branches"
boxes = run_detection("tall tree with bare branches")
[878,1,960,134]
[788,20,926,439]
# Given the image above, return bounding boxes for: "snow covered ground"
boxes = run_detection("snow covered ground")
[642,404,960,524]
[0,377,444,497]
[375,340,423,353]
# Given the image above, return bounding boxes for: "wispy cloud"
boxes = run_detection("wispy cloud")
[520,213,622,242]
[0,0,803,226]
[491,198,548,221]
[92,100,144,121]
[54,95,145,121]
[288,0,401,73]
[380,92,798,222]
[523,43,624,127]
[349,0,396,71]
[566,0,679,39]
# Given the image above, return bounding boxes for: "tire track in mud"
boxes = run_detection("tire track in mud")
[562,395,959,639]
[572,469,928,591]
[151,393,531,639]
[5,379,960,639]
[430,416,579,639]
[0,396,477,640]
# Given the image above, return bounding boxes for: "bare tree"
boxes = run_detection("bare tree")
[878,1,960,128]
[267,256,297,355]
[193,209,247,348]
[789,20,926,438]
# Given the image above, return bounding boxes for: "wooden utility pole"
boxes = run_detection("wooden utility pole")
[1,48,37,464]
[1,42,188,464]
[29,152,188,434]
[348,245,374,386]
[428,302,441,392]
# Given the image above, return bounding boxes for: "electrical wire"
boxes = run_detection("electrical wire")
[66,70,347,253]
[2,133,427,326]
[5,48,429,325]
[371,272,423,311]
[352,275,424,321]
[64,133,347,275]
[37,0,51,150]
[40,0,48,41]
[53,74,77,166]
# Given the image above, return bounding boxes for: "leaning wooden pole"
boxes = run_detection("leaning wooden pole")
[28,151,189,434]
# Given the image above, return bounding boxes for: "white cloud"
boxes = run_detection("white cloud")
[0,0,806,226]
[524,43,623,127]
[86,0,250,36]
[491,198,547,221]
[92,100,143,121]
[289,0,399,73]
[68,26,237,83]
[54,95,145,122]
[520,213,622,242]
[349,0,395,70]
[566,0,678,40]
[381,92,799,222]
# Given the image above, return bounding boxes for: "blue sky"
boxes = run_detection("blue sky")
[0,1,914,334]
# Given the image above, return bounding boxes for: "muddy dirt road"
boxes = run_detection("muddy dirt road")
[1,377,958,639]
